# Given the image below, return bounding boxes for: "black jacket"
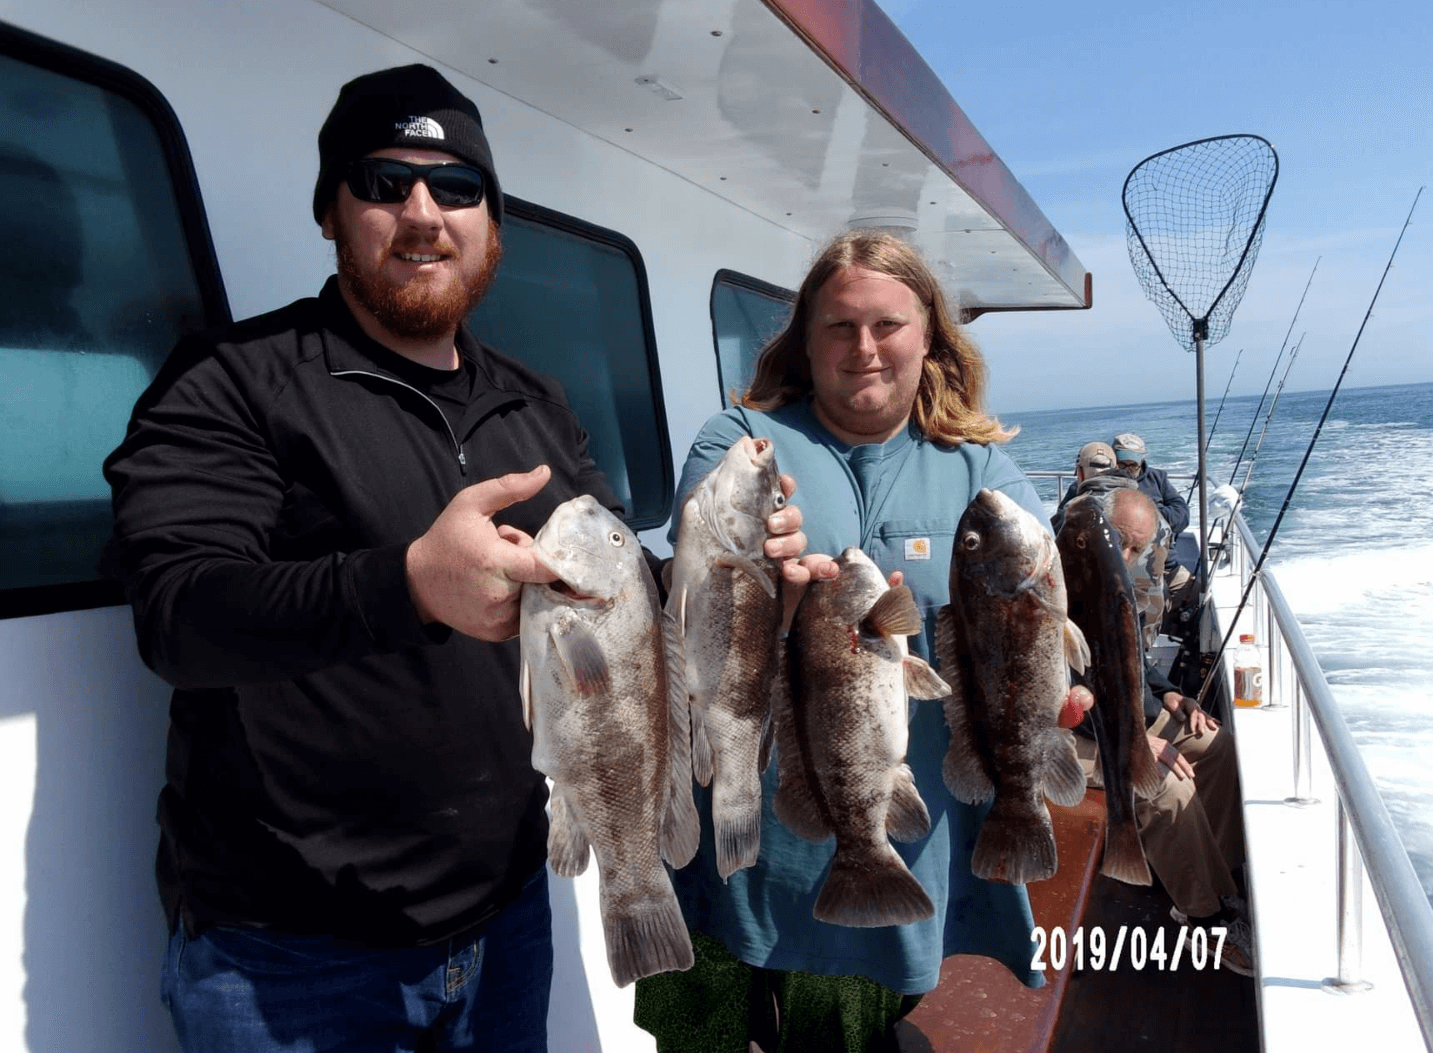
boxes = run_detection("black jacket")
[1135,465,1190,537]
[102,277,621,945]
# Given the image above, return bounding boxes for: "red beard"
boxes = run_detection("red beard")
[334,221,504,341]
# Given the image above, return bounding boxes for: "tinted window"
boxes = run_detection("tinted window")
[0,31,225,615]
[469,201,671,529]
[710,270,794,407]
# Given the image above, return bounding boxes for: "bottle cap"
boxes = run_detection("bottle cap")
[1239,634,1255,644]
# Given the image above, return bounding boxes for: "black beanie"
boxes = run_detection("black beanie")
[313,64,503,225]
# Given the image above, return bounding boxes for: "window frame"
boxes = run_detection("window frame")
[0,22,231,620]
[485,195,674,532]
[709,268,795,408]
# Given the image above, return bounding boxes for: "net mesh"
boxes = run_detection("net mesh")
[1123,135,1278,352]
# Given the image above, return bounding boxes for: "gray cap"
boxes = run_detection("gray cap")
[1076,441,1116,474]
[1112,432,1147,463]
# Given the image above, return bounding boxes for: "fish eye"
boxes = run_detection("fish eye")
[608,530,625,547]
[772,492,786,508]
[960,532,980,551]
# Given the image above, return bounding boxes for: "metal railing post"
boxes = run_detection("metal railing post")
[1286,679,1319,807]
[1265,602,1286,708]
[1326,800,1374,993]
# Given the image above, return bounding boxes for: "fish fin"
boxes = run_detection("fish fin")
[546,788,590,878]
[716,552,778,600]
[712,777,763,880]
[903,655,951,700]
[690,706,714,787]
[660,607,700,868]
[601,881,695,988]
[1041,728,1088,808]
[757,709,775,774]
[771,642,832,843]
[970,796,1058,885]
[861,584,923,638]
[1064,619,1090,675]
[942,695,995,804]
[814,845,934,927]
[1132,738,1165,801]
[1101,817,1152,886]
[933,604,959,679]
[886,764,931,841]
[549,623,611,697]
[518,657,533,731]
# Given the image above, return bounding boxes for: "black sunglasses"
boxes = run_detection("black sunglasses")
[345,158,487,209]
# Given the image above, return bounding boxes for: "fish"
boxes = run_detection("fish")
[1055,494,1163,886]
[518,495,698,987]
[773,546,951,927]
[936,488,1091,885]
[667,435,786,879]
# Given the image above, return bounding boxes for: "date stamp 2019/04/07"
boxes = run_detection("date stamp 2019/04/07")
[1031,926,1230,972]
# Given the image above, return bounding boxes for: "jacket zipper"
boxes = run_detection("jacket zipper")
[331,369,468,476]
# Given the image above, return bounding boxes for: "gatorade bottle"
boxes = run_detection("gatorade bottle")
[1233,634,1263,708]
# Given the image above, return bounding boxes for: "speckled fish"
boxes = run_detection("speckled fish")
[774,547,950,927]
[519,495,698,987]
[1056,494,1162,886]
[667,436,786,879]
[936,488,1090,885]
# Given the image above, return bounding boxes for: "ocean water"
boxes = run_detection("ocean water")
[999,380,1433,905]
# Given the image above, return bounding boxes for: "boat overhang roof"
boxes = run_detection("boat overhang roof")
[315,0,1092,315]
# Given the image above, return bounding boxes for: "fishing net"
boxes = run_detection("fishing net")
[1123,135,1279,352]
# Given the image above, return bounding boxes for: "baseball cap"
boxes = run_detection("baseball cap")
[1112,432,1147,463]
[1076,441,1116,474]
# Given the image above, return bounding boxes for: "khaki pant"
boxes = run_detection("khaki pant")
[1076,710,1245,917]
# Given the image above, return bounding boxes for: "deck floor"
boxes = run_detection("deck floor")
[895,867,1259,1053]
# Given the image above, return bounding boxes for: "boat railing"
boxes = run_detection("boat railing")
[1224,509,1433,1048]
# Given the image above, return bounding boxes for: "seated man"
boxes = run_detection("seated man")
[1112,431,1195,620]
[1058,440,1119,509]
[1074,488,1254,976]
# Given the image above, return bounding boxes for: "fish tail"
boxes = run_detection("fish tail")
[712,771,763,880]
[813,845,934,928]
[1101,816,1152,885]
[970,796,1058,885]
[601,882,695,988]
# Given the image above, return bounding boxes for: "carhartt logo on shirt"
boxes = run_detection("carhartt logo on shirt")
[395,115,445,140]
[904,537,931,561]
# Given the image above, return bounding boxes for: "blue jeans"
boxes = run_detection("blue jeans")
[161,867,552,1052]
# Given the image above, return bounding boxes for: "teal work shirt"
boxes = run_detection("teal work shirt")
[666,399,1048,994]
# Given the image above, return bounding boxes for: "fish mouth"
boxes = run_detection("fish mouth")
[736,435,775,468]
[547,579,609,606]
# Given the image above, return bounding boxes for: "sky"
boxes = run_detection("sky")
[881,0,1432,414]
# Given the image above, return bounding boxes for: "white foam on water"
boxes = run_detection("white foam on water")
[1265,541,1433,893]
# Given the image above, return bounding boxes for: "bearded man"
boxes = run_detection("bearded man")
[100,65,810,1053]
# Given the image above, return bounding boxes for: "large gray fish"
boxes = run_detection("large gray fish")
[519,495,698,987]
[936,488,1090,885]
[774,547,950,927]
[667,436,785,879]
[1055,494,1162,886]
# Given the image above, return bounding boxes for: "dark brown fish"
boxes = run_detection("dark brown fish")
[774,547,950,927]
[519,496,698,987]
[1056,494,1162,886]
[937,488,1090,885]
[667,436,785,879]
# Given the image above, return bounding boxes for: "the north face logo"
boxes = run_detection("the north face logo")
[395,115,445,140]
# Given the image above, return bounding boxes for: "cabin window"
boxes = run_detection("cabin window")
[710,270,794,407]
[0,27,228,618]
[468,200,672,530]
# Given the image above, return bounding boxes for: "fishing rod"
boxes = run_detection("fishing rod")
[1195,190,1422,711]
[1183,348,1243,501]
[1238,332,1303,493]
[1199,335,1305,567]
[1224,257,1320,488]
